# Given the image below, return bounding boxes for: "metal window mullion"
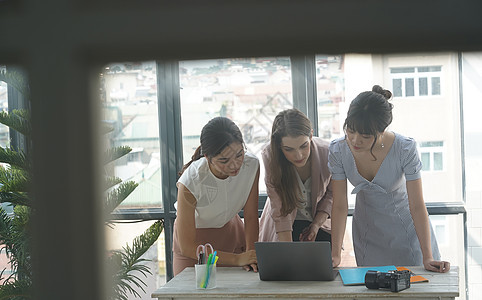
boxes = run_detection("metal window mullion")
[157,60,183,282]
[347,204,465,216]
[6,66,29,153]
[110,208,176,221]
[457,52,469,300]
[291,55,318,136]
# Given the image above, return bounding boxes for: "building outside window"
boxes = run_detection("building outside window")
[100,61,161,209]
[179,58,293,194]
[316,53,466,297]
[315,55,345,140]
[100,62,166,298]
[419,141,444,171]
[390,66,442,98]
[431,215,448,245]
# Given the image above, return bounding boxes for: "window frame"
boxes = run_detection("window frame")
[106,55,466,283]
[419,141,445,172]
[390,66,443,98]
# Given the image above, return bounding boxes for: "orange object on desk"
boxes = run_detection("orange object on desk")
[396,266,429,283]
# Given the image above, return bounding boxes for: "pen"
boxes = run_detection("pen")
[198,252,204,264]
[202,253,213,288]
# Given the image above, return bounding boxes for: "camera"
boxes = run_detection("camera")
[365,270,411,292]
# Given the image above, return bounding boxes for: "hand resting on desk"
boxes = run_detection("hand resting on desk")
[424,258,450,273]
[239,249,258,272]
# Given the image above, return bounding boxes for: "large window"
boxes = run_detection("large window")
[314,53,466,298]
[98,53,468,298]
[100,62,162,209]
[179,58,293,194]
[100,62,166,296]
[315,55,345,140]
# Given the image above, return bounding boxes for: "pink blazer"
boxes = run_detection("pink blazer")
[259,136,333,242]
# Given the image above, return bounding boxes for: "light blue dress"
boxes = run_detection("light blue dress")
[328,132,440,266]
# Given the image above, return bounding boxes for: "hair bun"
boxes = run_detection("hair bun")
[372,85,392,100]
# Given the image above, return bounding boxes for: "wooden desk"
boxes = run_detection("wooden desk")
[152,266,459,299]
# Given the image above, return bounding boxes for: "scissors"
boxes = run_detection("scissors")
[196,243,214,264]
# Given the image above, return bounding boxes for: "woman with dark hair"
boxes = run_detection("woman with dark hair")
[173,117,260,276]
[259,109,333,242]
[329,85,450,272]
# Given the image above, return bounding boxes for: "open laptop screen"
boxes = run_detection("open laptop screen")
[255,241,337,281]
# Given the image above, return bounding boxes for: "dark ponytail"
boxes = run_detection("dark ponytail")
[178,146,203,176]
[178,117,244,176]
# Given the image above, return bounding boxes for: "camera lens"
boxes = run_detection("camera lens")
[365,270,393,289]
[365,270,380,289]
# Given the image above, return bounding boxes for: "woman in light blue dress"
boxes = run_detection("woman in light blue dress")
[329,85,450,272]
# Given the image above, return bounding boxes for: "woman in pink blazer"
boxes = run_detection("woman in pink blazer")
[259,109,333,242]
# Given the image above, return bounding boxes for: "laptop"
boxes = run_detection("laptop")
[255,241,337,281]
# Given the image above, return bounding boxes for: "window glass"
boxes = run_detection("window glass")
[433,152,443,171]
[100,62,162,208]
[462,52,482,300]
[392,78,402,97]
[421,152,431,171]
[405,78,415,96]
[429,214,466,298]
[432,77,441,95]
[105,221,166,298]
[315,55,345,140]
[391,67,415,73]
[419,141,444,172]
[179,58,293,194]
[0,77,8,148]
[339,216,356,267]
[420,141,443,147]
[419,77,428,96]
[316,53,462,204]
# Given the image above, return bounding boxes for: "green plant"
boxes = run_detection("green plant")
[0,69,163,300]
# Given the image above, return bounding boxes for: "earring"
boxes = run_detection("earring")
[381,135,385,148]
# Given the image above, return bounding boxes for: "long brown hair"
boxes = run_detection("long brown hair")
[179,117,244,176]
[269,109,312,216]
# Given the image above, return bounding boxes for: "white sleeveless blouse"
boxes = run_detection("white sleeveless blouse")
[177,152,259,228]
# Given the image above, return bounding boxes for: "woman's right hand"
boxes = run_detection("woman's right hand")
[332,254,341,267]
[238,249,258,272]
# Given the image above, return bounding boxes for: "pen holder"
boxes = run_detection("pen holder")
[195,263,216,289]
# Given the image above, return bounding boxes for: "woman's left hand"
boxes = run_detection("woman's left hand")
[424,258,450,273]
[299,223,320,241]
[243,263,258,272]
